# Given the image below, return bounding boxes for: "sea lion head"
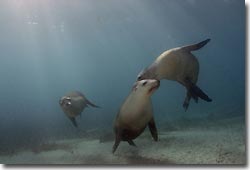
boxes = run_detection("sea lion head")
[132,79,160,96]
[59,96,73,113]
[137,64,158,81]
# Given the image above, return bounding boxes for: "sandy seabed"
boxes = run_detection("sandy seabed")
[0,117,246,165]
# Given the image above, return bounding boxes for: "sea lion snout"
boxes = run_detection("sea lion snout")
[59,97,65,106]
[156,80,160,87]
[59,99,63,105]
[137,64,158,81]
[148,79,160,93]
[137,71,149,81]
[137,68,151,81]
[136,79,160,95]
[137,75,142,81]
[137,69,144,81]
[148,79,160,87]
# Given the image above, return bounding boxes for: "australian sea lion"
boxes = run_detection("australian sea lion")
[137,39,212,111]
[112,79,160,153]
[59,91,100,127]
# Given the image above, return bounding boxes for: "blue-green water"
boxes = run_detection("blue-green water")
[0,0,245,161]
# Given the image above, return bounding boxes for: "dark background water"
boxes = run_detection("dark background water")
[0,0,245,151]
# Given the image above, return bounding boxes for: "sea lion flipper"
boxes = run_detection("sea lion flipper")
[127,140,136,147]
[183,91,191,111]
[185,79,212,102]
[112,135,121,154]
[69,117,78,127]
[86,99,100,108]
[191,85,212,102]
[182,38,210,52]
[148,118,158,141]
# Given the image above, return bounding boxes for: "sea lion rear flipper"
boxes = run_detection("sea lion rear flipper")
[182,38,210,52]
[69,117,78,127]
[183,91,191,111]
[127,140,136,147]
[86,99,100,108]
[186,79,212,102]
[190,85,211,102]
[148,118,158,141]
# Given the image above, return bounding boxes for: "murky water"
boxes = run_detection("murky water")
[0,0,245,164]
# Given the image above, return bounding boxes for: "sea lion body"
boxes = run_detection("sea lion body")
[113,79,160,153]
[138,39,212,111]
[153,48,199,83]
[59,91,99,127]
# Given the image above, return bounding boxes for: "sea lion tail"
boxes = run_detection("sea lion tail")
[182,38,211,52]
[86,99,100,108]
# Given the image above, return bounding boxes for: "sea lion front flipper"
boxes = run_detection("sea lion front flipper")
[86,99,100,108]
[112,134,121,154]
[148,118,158,141]
[69,117,78,127]
[127,140,136,147]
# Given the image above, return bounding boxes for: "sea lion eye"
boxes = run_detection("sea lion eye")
[66,101,71,106]
[137,76,142,80]
[142,81,147,86]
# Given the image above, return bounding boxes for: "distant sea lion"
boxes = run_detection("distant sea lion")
[59,91,100,127]
[112,79,160,153]
[137,39,212,111]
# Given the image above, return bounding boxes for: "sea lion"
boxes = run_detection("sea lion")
[137,39,212,111]
[112,79,160,153]
[59,91,100,127]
